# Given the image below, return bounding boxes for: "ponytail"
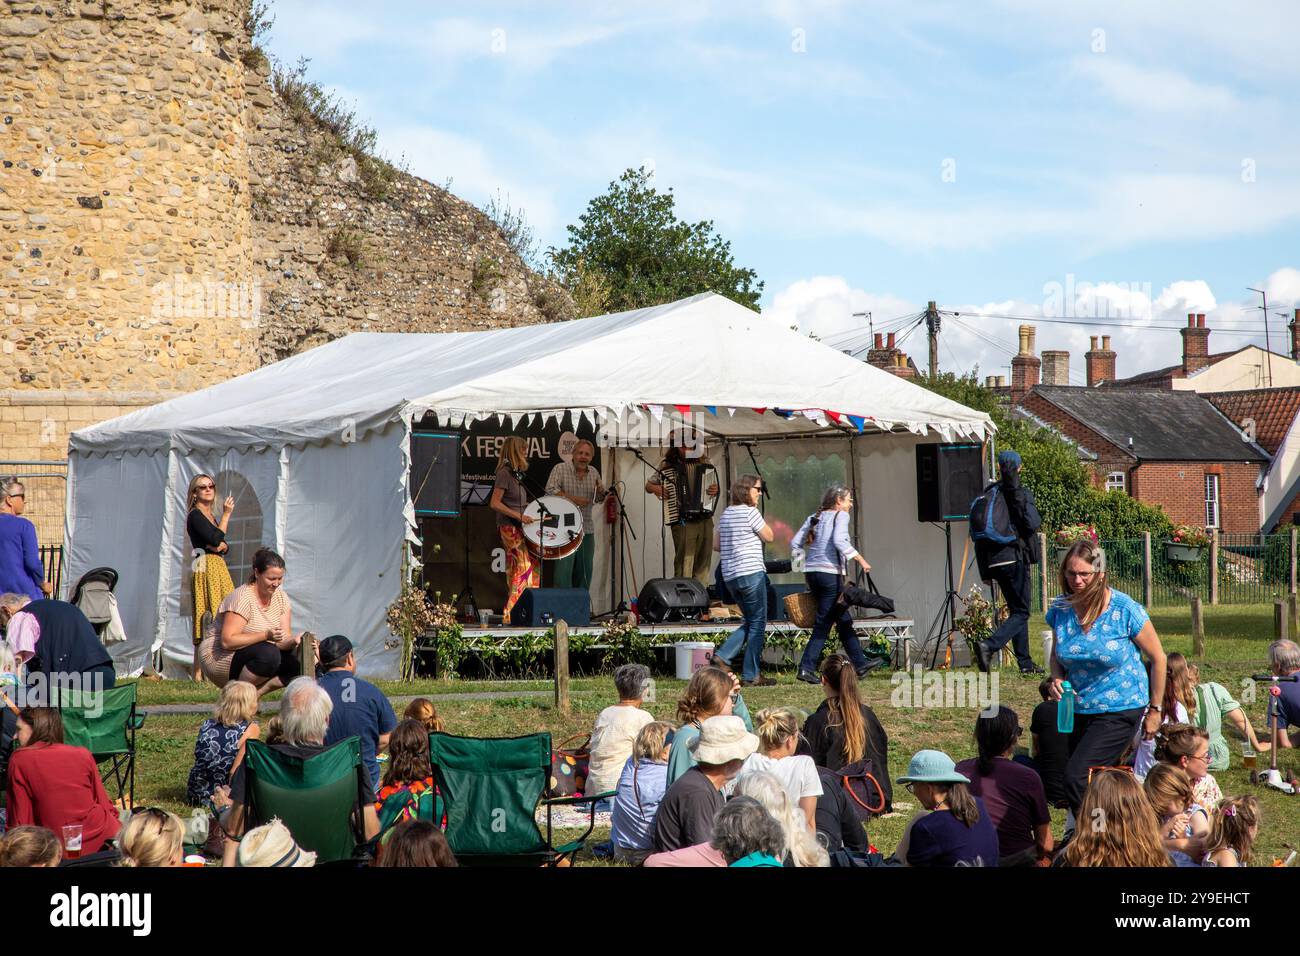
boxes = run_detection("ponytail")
[945,783,980,828]
[806,485,851,546]
[821,654,865,764]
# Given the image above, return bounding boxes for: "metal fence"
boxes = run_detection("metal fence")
[0,461,67,550]
[1046,531,1299,609]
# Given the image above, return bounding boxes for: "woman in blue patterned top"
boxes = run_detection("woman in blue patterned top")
[186,680,260,806]
[1046,539,1167,817]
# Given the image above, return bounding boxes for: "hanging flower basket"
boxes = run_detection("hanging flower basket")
[1166,524,1209,562]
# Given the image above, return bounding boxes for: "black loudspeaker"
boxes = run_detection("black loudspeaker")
[512,588,591,627]
[915,443,984,522]
[410,431,461,517]
[637,578,709,624]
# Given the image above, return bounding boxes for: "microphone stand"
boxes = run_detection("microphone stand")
[599,483,638,620]
[632,446,668,579]
[738,441,769,515]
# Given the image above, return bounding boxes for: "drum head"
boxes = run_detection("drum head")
[521,495,585,560]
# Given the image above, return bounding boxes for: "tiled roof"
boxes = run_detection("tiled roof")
[1103,350,1240,388]
[1027,386,1269,462]
[1205,387,1300,455]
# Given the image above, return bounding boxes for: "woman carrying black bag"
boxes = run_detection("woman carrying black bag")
[800,654,892,812]
[791,485,874,681]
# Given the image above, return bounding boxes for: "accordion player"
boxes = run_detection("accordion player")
[645,440,720,585]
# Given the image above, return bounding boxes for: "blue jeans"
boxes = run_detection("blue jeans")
[714,572,768,682]
[798,571,868,674]
[985,560,1033,670]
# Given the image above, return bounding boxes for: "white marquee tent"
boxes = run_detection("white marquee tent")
[66,293,993,678]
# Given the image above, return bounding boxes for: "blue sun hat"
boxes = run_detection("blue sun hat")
[896,749,971,785]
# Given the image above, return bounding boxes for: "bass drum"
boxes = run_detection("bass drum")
[521,495,585,560]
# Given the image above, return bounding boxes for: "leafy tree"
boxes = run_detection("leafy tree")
[549,168,763,315]
[916,372,1171,539]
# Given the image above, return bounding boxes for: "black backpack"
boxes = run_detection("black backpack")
[969,483,1018,545]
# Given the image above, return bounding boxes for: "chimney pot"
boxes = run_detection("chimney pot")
[1188,313,1196,327]
[1197,313,1206,328]
[873,333,882,349]
[1102,335,1111,351]
[887,332,896,349]
[1090,336,1099,350]
[999,375,1007,388]
[1018,325,1031,355]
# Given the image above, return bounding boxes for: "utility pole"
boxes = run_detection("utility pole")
[1248,287,1273,386]
[926,300,940,378]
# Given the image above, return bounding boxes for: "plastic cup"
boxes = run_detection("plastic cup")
[61,824,83,859]
[1242,741,1257,770]
[183,854,206,868]
[479,610,491,628]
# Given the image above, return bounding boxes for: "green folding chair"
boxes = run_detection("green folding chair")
[243,736,367,865]
[50,682,144,807]
[427,731,613,867]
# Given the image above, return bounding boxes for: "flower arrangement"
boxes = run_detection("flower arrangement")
[1054,523,1098,547]
[954,585,1007,653]
[385,582,441,681]
[601,615,654,668]
[1169,524,1209,549]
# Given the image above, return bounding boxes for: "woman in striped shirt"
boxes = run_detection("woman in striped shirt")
[710,475,774,686]
[791,485,873,683]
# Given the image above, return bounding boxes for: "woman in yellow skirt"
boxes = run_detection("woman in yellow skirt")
[488,436,538,624]
[187,474,235,681]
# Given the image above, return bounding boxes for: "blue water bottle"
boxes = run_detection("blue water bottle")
[1057,681,1075,734]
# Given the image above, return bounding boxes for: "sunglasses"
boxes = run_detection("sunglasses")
[1088,765,1134,783]
[195,483,215,491]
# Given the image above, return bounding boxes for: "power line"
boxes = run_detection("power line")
[944,309,1275,337]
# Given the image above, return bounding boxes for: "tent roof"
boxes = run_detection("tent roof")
[70,293,992,455]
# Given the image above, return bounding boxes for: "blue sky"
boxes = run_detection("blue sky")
[261,0,1300,383]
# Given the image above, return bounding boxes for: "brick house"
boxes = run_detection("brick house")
[1017,386,1268,533]
[1207,387,1300,530]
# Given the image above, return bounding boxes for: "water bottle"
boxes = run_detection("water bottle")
[1057,680,1075,734]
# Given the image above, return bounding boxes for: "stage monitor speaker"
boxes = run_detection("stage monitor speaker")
[410,431,461,517]
[512,588,591,627]
[637,578,709,624]
[915,442,984,523]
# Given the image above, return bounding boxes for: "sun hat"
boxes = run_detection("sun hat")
[896,749,971,785]
[235,819,317,868]
[689,715,759,765]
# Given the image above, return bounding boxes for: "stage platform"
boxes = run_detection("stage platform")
[454,617,918,668]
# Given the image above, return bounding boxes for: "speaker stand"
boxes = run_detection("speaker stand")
[923,521,962,669]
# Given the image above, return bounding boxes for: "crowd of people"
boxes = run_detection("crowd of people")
[0,461,1289,868]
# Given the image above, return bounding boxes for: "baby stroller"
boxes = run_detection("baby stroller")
[70,567,126,645]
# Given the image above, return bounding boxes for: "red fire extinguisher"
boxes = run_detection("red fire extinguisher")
[605,489,619,524]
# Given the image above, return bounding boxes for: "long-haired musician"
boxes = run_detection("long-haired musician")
[545,438,605,591]
[489,436,538,624]
[644,431,719,585]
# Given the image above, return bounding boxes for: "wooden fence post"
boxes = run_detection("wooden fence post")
[1290,592,1298,638]
[1191,596,1205,658]
[1275,600,1289,644]
[300,631,316,679]
[554,619,570,714]
[1291,527,1297,595]
[1038,532,1049,611]
[1208,529,1219,605]
[1142,532,1153,607]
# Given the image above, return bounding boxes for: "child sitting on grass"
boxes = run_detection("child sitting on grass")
[1142,763,1209,865]
[1202,795,1259,867]
[1154,724,1223,810]
[610,721,675,865]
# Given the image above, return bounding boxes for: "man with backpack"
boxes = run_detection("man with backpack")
[969,450,1044,675]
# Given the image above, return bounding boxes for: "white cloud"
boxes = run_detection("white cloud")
[1071,57,1240,113]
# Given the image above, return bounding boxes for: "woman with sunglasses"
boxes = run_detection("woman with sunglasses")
[1046,540,1167,822]
[0,478,49,603]
[710,475,775,687]
[186,474,236,682]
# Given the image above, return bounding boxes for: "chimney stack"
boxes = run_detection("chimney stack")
[887,332,895,349]
[1041,350,1070,386]
[888,350,916,379]
[1086,335,1116,387]
[1181,312,1211,374]
[873,333,883,350]
[1291,308,1300,362]
[1010,324,1041,403]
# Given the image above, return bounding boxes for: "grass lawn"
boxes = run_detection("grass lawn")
[125,602,1299,865]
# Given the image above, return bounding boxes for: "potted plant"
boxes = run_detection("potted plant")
[1053,523,1099,565]
[954,585,1007,669]
[1166,524,1209,562]
[385,581,441,680]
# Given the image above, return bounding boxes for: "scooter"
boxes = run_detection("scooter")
[1249,673,1299,795]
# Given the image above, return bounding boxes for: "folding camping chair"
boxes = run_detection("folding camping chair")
[51,682,144,808]
[427,730,613,867]
[242,737,369,865]
[69,567,119,639]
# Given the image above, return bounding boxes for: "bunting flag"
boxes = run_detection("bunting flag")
[801,409,822,423]
[847,414,866,433]
[751,407,767,415]
[646,404,664,422]
[726,408,737,416]
[704,405,717,415]
[576,408,589,428]
[772,408,795,419]
[826,410,843,424]
[673,404,691,416]
[496,413,506,426]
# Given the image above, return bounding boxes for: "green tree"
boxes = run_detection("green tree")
[915,372,1170,539]
[549,168,763,315]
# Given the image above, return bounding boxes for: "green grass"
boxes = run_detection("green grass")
[127,602,1300,864]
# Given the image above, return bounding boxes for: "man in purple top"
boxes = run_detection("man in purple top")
[1268,640,1300,747]
[0,479,48,602]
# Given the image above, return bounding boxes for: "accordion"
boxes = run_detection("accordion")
[663,462,720,526]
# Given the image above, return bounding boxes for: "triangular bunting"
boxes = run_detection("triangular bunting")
[704,406,717,415]
[826,411,843,423]
[673,404,691,416]
[647,404,664,422]
[751,408,767,415]
[847,414,866,433]
[727,408,737,416]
